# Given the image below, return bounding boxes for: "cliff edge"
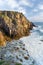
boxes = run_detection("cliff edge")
[0,11,34,46]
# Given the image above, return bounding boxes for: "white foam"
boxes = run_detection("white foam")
[20,31,43,65]
[38,26,43,33]
[40,29,43,33]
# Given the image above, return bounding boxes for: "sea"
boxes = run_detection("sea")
[20,22,43,65]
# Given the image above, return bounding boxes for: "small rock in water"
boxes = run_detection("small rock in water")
[22,47,25,50]
[20,59,23,62]
[40,40,43,42]
[24,55,29,60]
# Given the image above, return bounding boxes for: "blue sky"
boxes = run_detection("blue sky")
[0,0,43,22]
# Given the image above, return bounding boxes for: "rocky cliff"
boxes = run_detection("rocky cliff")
[0,11,34,46]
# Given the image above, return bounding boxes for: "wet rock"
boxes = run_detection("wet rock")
[16,55,19,59]
[40,40,43,42]
[23,44,25,46]
[20,59,23,62]
[0,40,36,65]
[24,55,29,60]
[22,47,25,50]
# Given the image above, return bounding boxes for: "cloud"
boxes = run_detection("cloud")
[17,7,26,15]
[0,0,26,14]
[32,0,36,1]
[29,12,43,22]
[7,0,19,9]
[0,0,34,10]
[19,0,34,7]
[32,9,38,12]
[0,0,19,10]
[0,0,4,6]
[0,0,43,22]
[38,4,43,10]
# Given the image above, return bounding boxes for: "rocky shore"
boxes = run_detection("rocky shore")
[0,40,36,65]
[0,11,36,65]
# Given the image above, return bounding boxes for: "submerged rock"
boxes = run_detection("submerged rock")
[0,11,35,46]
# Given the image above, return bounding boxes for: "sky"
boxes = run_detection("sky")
[0,0,43,22]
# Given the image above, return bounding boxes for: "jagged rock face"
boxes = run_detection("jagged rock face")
[0,11,34,46]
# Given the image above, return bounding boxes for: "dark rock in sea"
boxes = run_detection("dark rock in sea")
[40,40,43,42]
[31,22,37,27]
[24,55,29,60]
[0,11,35,46]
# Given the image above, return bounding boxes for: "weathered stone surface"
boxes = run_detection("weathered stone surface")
[0,11,35,46]
[0,31,6,46]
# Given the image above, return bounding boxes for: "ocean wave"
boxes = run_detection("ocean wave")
[40,29,43,33]
[33,25,43,36]
[20,22,43,65]
[20,34,43,65]
[33,26,42,31]
[20,26,43,65]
